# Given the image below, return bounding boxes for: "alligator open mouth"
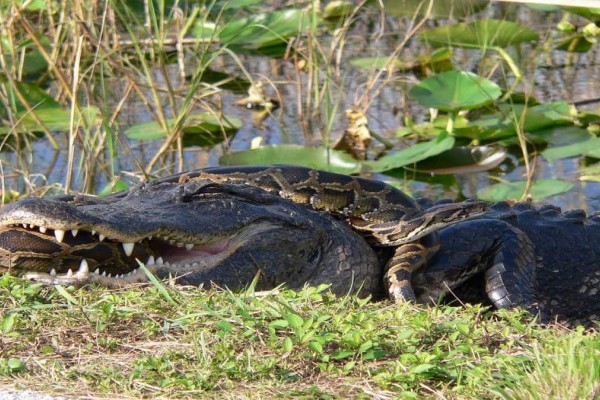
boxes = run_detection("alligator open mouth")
[0,221,239,287]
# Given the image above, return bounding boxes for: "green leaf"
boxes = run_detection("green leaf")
[219,9,312,49]
[125,112,241,147]
[542,136,600,161]
[411,364,435,374]
[322,1,355,20]
[213,0,263,10]
[364,136,455,173]
[54,285,78,305]
[358,341,373,353]
[372,0,489,19]
[286,313,304,329]
[477,179,574,202]
[408,71,501,112]
[219,145,361,174]
[1,313,16,333]
[268,320,289,334]
[562,6,600,20]
[308,341,323,354]
[411,145,506,174]
[98,179,129,196]
[1,81,58,115]
[7,358,25,373]
[420,19,539,48]
[216,320,234,332]
[351,48,452,73]
[467,102,573,141]
[331,350,355,360]
[555,33,595,53]
[363,349,386,360]
[283,336,293,352]
[190,21,217,40]
[12,106,100,133]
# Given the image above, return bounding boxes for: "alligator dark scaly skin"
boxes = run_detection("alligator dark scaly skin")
[412,200,600,326]
[0,179,382,296]
[0,165,487,302]
[0,166,597,325]
[161,166,488,302]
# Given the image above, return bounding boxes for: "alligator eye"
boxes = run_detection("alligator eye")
[181,181,225,202]
[199,183,225,194]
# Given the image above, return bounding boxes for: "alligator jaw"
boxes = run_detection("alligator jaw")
[0,221,252,287]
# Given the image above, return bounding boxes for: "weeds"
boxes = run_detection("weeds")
[0,276,597,398]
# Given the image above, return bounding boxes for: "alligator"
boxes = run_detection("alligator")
[413,199,600,325]
[0,165,597,324]
[0,166,489,302]
[0,177,384,297]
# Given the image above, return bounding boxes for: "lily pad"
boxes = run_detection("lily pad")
[420,19,539,49]
[219,145,361,174]
[218,9,312,49]
[10,106,100,133]
[0,81,59,117]
[363,136,455,173]
[463,102,574,141]
[351,48,452,73]
[408,71,501,112]
[125,112,241,147]
[562,7,600,20]
[369,0,489,19]
[555,33,595,53]
[409,146,507,174]
[322,1,355,20]
[477,179,574,202]
[541,128,600,161]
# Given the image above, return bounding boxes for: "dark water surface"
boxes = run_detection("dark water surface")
[3,3,600,212]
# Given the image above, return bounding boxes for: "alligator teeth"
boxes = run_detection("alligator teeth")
[50,268,57,276]
[156,257,164,265]
[169,240,176,245]
[91,230,96,236]
[147,255,155,266]
[94,268,100,274]
[71,229,79,237]
[66,269,73,277]
[147,235,153,240]
[185,243,194,251]
[39,226,47,233]
[29,224,34,229]
[163,236,169,241]
[122,242,135,256]
[22,224,27,228]
[176,242,184,248]
[101,271,107,277]
[78,259,89,274]
[98,234,105,242]
[54,229,66,243]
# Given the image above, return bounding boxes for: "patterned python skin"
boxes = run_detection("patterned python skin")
[163,165,489,302]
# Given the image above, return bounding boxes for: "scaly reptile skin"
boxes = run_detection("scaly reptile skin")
[0,165,488,304]
[0,167,598,324]
[162,166,488,302]
[0,180,383,296]
[412,200,600,325]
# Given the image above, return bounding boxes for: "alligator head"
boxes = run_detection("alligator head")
[0,178,381,295]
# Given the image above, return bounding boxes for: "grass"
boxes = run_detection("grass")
[1,275,598,399]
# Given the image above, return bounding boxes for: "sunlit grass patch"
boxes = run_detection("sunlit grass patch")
[1,276,597,398]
